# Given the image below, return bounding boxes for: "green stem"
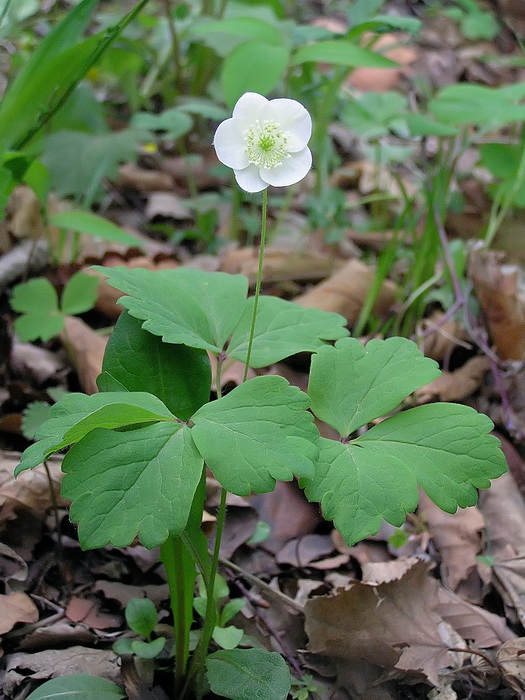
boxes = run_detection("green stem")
[242,188,268,380]
[485,141,525,247]
[192,487,227,699]
[160,536,195,690]
[161,0,184,95]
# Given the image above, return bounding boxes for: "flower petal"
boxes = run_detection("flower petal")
[232,92,270,131]
[268,98,312,151]
[213,119,249,169]
[260,148,312,187]
[234,164,268,193]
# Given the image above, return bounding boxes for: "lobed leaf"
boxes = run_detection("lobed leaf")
[308,337,441,436]
[61,271,99,315]
[15,392,175,475]
[62,422,203,549]
[94,266,248,353]
[99,311,211,420]
[191,375,319,495]
[303,404,506,546]
[10,278,59,315]
[228,296,348,367]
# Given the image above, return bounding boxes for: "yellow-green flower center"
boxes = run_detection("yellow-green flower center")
[244,119,290,169]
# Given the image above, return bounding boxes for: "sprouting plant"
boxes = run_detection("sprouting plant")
[17,93,506,700]
[10,271,99,342]
[113,598,166,660]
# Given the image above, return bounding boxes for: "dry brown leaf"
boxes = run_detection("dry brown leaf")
[4,646,121,695]
[65,596,121,630]
[60,316,108,395]
[0,452,65,518]
[276,534,335,567]
[118,163,174,192]
[361,557,420,584]
[145,192,192,221]
[5,186,45,241]
[415,356,490,404]
[348,34,418,92]
[498,0,525,37]
[469,245,525,361]
[417,310,470,362]
[0,591,39,634]
[220,246,336,284]
[11,341,66,384]
[497,637,525,698]
[435,587,515,649]
[248,481,322,554]
[295,258,397,326]
[418,492,484,596]
[305,559,457,685]
[94,580,169,608]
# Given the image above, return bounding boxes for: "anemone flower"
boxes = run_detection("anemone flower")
[213,92,312,193]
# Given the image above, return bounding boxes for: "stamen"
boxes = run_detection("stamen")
[244,119,291,169]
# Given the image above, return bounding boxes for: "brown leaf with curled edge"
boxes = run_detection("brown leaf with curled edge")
[65,596,121,630]
[0,452,65,517]
[295,258,397,327]
[469,245,525,361]
[418,492,484,597]
[417,310,470,362]
[118,162,174,192]
[415,356,490,404]
[221,246,336,285]
[304,559,457,685]
[497,638,525,698]
[60,316,108,395]
[0,592,39,634]
[348,34,418,93]
[435,587,515,649]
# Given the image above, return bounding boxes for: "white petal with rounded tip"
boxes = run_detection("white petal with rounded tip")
[269,98,312,151]
[232,92,269,131]
[234,164,268,193]
[260,148,312,187]
[213,119,249,169]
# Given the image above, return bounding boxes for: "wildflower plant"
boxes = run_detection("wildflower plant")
[17,94,506,700]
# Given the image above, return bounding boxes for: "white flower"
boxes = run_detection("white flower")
[213,92,312,193]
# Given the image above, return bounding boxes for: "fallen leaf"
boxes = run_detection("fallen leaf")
[3,646,121,696]
[65,596,121,630]
[418,492,484,596]
[0,591,39,634]
[295,258,397,327]
[276,534,335,567]
[145,192,192,221]
[415,356,490,403]
[305,559,458,685]
[118,163,174,192]
[417,310,471,362]
[60,316,108,395]
[94,580,169,608]
[435,587,515,648]
[349,35,418,92]
[221,246,336,284]
[497,637,525,698]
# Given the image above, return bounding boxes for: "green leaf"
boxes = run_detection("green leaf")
[206,648,291,700]
[125,598,158,637]
[0,0,99,149]
[15,392,176,474]
[191,375,318,495]
[131,109,193,139]
[405,113,458,137]
[131,637,166,659]
[93,266,248,353]
[62,422,203,548]
[221,599,246,625]
[429,84,525,126]
[11,278,59,315]
[14,313,65,343]
[212,625,244,650]
[22,402,53,440]
[461,12,499,40]
[303,404,506,546]
[308,337,440,437]
[221,41,289,108]
[42,129,149,201]
[228,296,349,367]
[99,311,211,420]
[192,17,283,46]
[292,40,398,67]
[49,210,143,247]
[25,674,125,700]
[61,271,99,315]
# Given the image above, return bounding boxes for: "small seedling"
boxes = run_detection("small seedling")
[113,597,166,660]
[10,271,98,342]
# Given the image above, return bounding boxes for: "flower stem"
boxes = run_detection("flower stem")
[242,188,268,380]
